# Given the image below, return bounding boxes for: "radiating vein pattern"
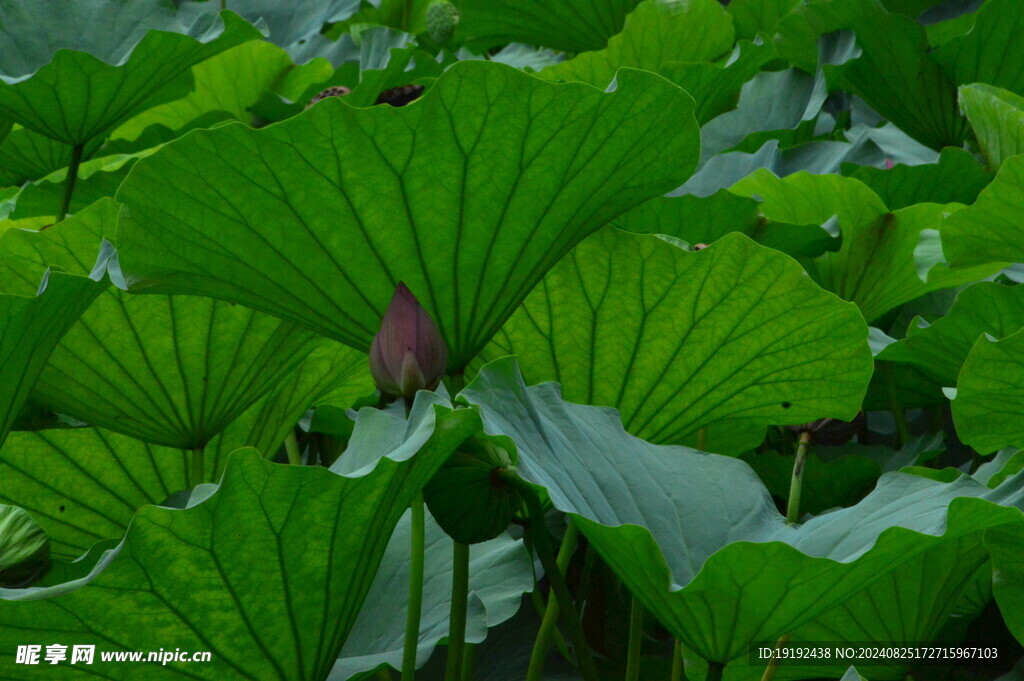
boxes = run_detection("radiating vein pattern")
[115,60,700,370]
[483,229,872,444]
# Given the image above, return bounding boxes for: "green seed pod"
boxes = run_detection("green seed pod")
[424,436,520,544]
[0,505,49,587]
[426,0,460,43]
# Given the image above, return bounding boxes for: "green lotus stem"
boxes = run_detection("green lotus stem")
[56,143,84,223]
[625,596,644,681]
[284,429,302,465]
[705,661,725,681]
[671,639,687,681]
[526,522,580,681]
[505,472,599,681]
[460,643,475,681]
[220,0,227,11]
[759,633,791,681]
[786,432,812,524]
[696,428,708,451]
[445,370,466,397]
[401,0,411,29]
[444,541,470,681]
[575,543,595,611]
[402,493,426,681]
[883,363,909,446]
[189,446,205,488]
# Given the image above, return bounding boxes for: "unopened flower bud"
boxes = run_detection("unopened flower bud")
[426,0,460,42]
[369,282,447,399]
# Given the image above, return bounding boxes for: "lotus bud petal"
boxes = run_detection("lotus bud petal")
[369,282,447,399]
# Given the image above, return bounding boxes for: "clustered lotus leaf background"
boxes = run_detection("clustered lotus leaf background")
[0,0,1023,680]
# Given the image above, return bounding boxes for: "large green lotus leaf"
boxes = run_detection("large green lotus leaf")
[109,40,295,144]
[0,5,261,145]
[455,0,642,52]
[4,204,321,449]
[987,524,1024,645]
[778,0,967,150]
[784,535,992,680]
[952,329,1024,455]
[879,282,1024,385]
[0,127,99,187]
[0,206,109,447]
[480,229,872,450]
[727,0,800,40]
[0,427,187,559]
[932,0,1024,97]
[331,511,532,678]
[539,0,734,88]
[731,170,999,322]
[959,83,1024,169]
[205,340,371,473]
[0,405,475,681]
[659,40,778,125]
[115,61,700,371]
[0,342,371,562]
[459,358,1024,665]
[845,147,991,211]
[31,290,321,449]
[9,152,144,221]
[942,155,1024,268]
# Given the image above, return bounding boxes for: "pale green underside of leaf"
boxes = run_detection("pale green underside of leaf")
[953,328,1024,454]
[481,229,872,447]
[880,282,1024,385]
[455,0,642,52]
[115,61,701,370]
[0,11,261,145]
[0,397,481,680]
[460,358,1024,664]
[333,510,532,677]
[960,83,1024,169]
[539,0,735,88]
[943,154,1024,267]
[732,170,999,322]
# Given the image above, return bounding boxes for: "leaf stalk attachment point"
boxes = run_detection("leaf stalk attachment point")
[56,144,85,223]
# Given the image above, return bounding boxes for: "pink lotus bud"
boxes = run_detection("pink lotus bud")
[884,158,894,169]
[369,282,447,399]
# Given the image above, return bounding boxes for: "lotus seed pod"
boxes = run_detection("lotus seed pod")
[305,85,351,110]
[426,0,460,43]
[369,282,447,399]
